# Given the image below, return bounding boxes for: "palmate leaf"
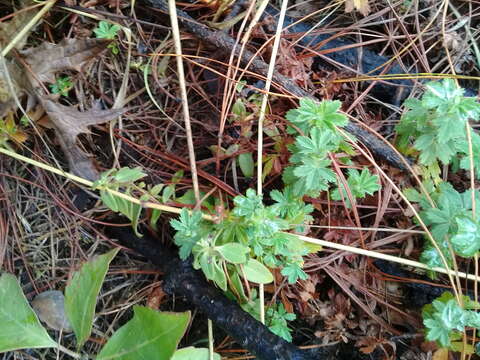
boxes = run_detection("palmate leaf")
[451,217,480,257]
[0,273,56,352]
[293,159,336,195]
[266,303,296,342]
[281,262,308,284]
[423,292,480,350]
[415,132,456,165]
[423,78,464,108]
[294,127,339,157]
[396,79,480,168]
[286,98,347,135]
[94,21,121,40]
[419,243,452,271]
[420,182,469,240]
[232,188,263,218]
[269,186,314,229]
[331,168,380,207]
[423,293,469,348]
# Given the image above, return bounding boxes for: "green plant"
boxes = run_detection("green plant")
[89,98,379,342]
[0,250,217,359]
[396,78,480,179]
[166,98,381,340]
[91,167,185,236]
[49,76,73,97]
[396,79,480,353]
[241,290,296,341]
[407,182,480,272]
[170,188,312,290]
[331,168,380,208]
[283,98,357,198]
[423,292,480,351]
[91,167,146,236]
[93,21,121,54]
[228,85,266,178]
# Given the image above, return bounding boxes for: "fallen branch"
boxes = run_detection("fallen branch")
[146,0,411,170]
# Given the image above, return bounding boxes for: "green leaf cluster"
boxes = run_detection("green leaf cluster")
[423,292,480,348]
[170,188,312,290]
[283,99,359,199]
[411,182,480,270]
[94,21,121,39]
[283,127,338,197]
[169,98,381,341]
[92,167,146,236]
[49,76,73,97]
[331,168,380,208]
[93,167,184,236]
[396,79,480,173]
[241,291,296,342]
[286,98,347,135]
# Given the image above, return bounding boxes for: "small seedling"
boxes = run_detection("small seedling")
[93,21,121,54]
[49,76,73,97]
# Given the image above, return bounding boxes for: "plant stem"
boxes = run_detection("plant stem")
[57,344,81,359]
[2,146,480,282]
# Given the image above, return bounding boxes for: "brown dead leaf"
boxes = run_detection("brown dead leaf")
[281,291,294,313]
[345,0,370,16]
[356,336,379,354]
[31,290,73,332]
[2,112,28,144]
[0,1,39,50]
[22,38,111,84]
[276,39,313,87]
[1,38,110,118]
[39,98,123,180]
[0,61,30,118]
[146,285,167,310]
[1,37,116,179]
